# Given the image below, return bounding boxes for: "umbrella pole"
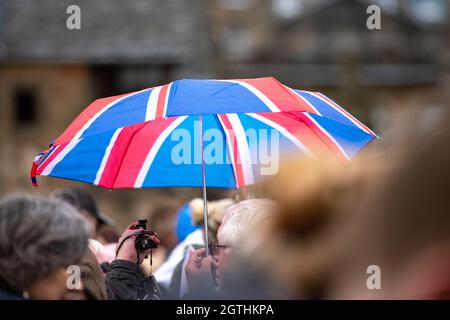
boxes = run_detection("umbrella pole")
[199,115,210,255]
[202,169,209,255]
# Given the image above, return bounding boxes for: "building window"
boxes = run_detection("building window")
[219,0,255,10]
[272,0,303,20]
[410,0,448,24]
[14,88,37,126]
[222,25,254,60]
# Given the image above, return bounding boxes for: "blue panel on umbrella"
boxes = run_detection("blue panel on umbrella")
[203,115,237,187]
[142,115,237,188]
[81,89,151,138]
[295,90,361,129]
[50,129,117,184]
[307,114,375,158]
[167,79,272,116]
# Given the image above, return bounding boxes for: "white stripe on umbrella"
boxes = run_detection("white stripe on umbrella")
[286,86,322,116]
[162,83,172,118]
[217,114,241,187]
[226,113,255,185]
[145,86,162,121]
[37,144,60,170]
[94,127,123,185]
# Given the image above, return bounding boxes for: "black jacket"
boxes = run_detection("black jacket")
[105,259,162,300]
[105,259,142,300]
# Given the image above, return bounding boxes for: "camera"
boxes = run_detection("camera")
[132,219,158,251]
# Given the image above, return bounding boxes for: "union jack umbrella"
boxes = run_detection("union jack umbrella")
[31,77,377,252]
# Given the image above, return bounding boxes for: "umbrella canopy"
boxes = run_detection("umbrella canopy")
[31,77,377,189]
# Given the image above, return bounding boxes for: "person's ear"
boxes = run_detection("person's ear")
[398,242,450,299]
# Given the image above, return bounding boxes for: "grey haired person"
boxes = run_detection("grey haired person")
[0,193,89,299]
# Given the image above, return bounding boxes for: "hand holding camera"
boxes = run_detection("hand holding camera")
[116,220,160,265]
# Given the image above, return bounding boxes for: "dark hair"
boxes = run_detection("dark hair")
[97,224,120,243]
[53,187,100,221]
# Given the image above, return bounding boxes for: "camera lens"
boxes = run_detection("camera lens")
[142,239,150,248]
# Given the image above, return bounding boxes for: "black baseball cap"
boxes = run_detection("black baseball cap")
[53,187,112,226]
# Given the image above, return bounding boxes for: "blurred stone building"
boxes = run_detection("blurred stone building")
[0,0,213,224]
[0,0,449,224]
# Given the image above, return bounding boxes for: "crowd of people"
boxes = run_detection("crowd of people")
[0,113,449,300]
